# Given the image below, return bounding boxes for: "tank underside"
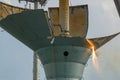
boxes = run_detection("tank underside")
[33,37,92,80]
[37,46,91,80]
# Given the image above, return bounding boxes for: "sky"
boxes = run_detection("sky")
[0,0,120,80]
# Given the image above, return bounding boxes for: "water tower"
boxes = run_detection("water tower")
[0,0,119,80]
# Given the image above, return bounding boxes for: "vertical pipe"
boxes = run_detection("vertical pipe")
[33,53,40,80]
[59,0,70,35]
[34,1,40,9]
[33,2,41,80]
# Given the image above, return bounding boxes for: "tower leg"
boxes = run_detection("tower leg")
[33,53,40,80]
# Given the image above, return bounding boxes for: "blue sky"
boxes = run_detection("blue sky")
[0,0,120,80]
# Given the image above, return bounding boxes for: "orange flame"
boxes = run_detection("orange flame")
[91,46,100,71]
[87,39,100,71]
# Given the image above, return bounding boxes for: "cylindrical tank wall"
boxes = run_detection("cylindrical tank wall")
[36,46,91,80]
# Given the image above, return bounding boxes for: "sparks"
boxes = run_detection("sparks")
[87,39,100,71]
[91,46,100,71]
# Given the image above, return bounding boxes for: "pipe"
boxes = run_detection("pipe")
[33,53,40,80]
[33,2,41,80]
[59,0,70,36]
[34,1,40,9]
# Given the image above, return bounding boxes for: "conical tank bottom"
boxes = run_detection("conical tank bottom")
[36,37,92,80]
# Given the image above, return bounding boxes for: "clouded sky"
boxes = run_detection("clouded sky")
[0,0,120,80]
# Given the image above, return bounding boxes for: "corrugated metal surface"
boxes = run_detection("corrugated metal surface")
[49,5,88,38]
[89,32,120,49]
[0,10,51,51]
[0,2,27,20]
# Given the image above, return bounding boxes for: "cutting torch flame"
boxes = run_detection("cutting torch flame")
[87,39,100,72]
[91,46,100,71]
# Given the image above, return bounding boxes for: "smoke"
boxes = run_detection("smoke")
[100,51,120,78]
